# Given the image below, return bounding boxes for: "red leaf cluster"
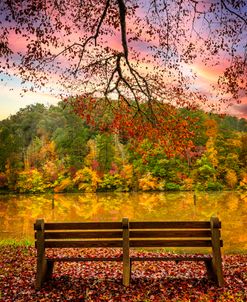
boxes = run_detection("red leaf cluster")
[66,96,196,157]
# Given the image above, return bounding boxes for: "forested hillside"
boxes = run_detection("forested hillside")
[0,103,246,193]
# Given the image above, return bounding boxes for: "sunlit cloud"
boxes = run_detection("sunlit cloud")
[192,64,221,83]
[227,96,247,119]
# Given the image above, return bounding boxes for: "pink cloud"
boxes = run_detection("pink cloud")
[192,62,227,83]
[226,96,247,119]
[7,30,29,53]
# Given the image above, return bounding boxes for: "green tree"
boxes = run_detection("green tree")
[96,134,115,174]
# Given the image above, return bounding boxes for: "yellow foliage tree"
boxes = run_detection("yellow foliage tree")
[54,177,73,193]
[84,139,97,168]
[239,172,247,190]
[182,177,194,190]
[73,167,100,192]
[16,169,47,193]
[204,118,218,172]
[138,173,160,191]
[40,141,57,162]
[204,119,218,138]
[206,137,218,168]
[225,169,238,189]
[120,164,133,188]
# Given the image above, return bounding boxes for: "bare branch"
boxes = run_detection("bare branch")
[221,0,247,25]
[117,0,128,58]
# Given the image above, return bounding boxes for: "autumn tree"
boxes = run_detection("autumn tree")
[240,134,247,167]
[96,134,115,174]
[0,0,246,154]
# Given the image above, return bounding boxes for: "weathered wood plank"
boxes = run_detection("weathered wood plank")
[35,219,47,290]
[122,217,130,287]
[44,240,122,248]
[131,256,212,261]
[130,230,212,238]
[204,258,216,281]
[35,230,214,240]
[211,217,224,286]
[129,221,214,229]
[44,261,54,282]
[42,231,123,239]
[43,222,122,230]
[47,257,122,262]
[129,239,215,247]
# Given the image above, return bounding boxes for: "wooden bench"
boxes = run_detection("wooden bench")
[34,216,224,289]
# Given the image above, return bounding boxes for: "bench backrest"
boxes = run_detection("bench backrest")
[127,219,223,248]
[34,217,222,249]
[34,220,123,249]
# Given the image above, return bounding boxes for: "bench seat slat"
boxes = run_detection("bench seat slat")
[47,257,122,262]
[130,230,212,238]
[131,256,212,261]
[44,240,123,248]
[129,239,223,248]
[42,222,122,230]
[42,231,123,239]
[129,221,214,229]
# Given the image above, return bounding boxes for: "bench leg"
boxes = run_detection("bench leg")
[129,259,132,282]
[204,259,216,281]
[123,257,130,286]
[210,216,224,287]
[204,258,224,287]
[35,258,47,290]
[36,259,54,289]
[122,217,130,286]
[212,257,224,287]
[45,261,54,281]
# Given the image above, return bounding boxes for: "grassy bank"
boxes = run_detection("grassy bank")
[0,245,247,301]
[0,239,33,247]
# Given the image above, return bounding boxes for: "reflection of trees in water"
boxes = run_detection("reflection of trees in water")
[0,192,247,251]
[0,194,52,240]
[204,191,247,252]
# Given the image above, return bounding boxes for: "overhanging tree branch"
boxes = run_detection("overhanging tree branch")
[0,0,246,121]
[221,0,247,25]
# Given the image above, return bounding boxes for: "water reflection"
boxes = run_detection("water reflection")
[0,191,247,252]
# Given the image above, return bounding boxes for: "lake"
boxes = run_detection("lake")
[0,191,247,253]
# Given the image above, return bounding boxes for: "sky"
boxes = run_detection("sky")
[1,62,246,121]
[0,0,246,121]
[0,75,60,120]
[2,59,246,121]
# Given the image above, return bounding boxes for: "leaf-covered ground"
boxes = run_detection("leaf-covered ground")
[0,247,247,301]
